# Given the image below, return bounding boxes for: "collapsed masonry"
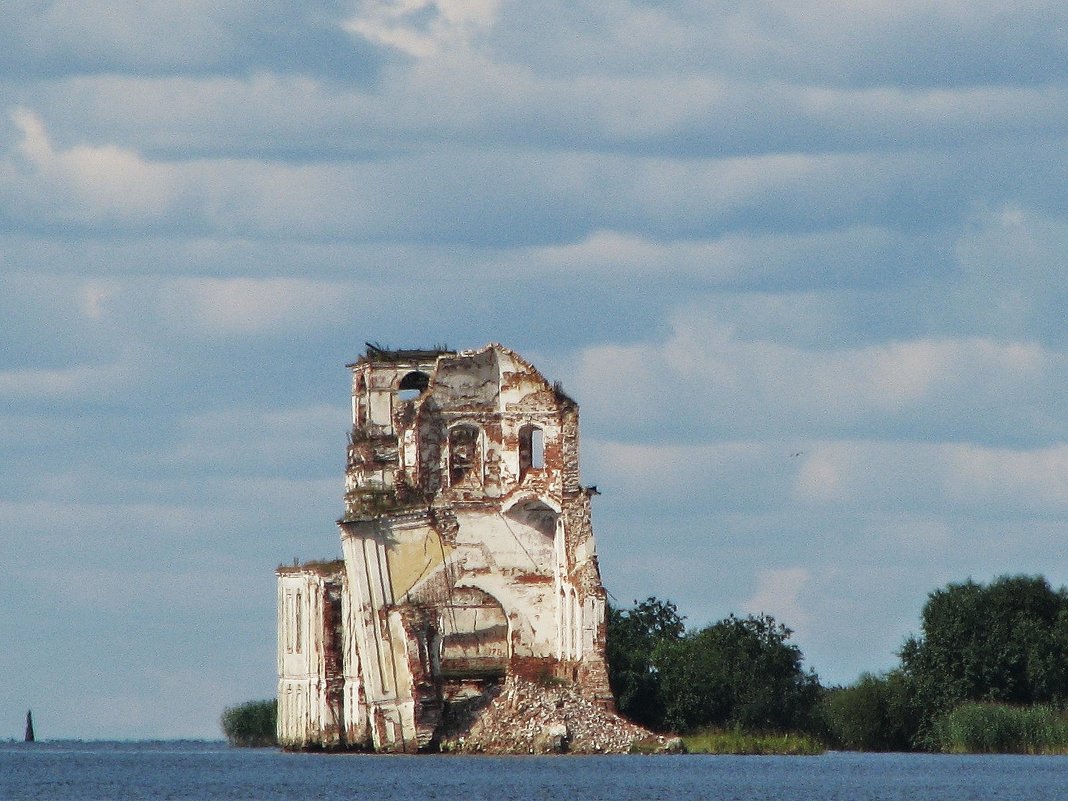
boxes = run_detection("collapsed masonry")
[277,344,635,753]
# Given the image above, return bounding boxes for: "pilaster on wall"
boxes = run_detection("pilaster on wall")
[276,569,347,749]
[340,577,369,747]
[560,409,581,497]
[339,519,419,752]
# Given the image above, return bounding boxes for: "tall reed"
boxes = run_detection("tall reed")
[933,703,1068,754]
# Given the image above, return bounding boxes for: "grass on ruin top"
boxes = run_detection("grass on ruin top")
[679,729,825,755]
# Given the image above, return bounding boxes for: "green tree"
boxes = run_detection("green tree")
[900,574,1068,744]
[653,613,821,734]
[605,597,685,730]
[821,671,918,751]
[221,699,277,747]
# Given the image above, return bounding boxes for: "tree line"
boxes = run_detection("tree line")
[607,575,1068,752]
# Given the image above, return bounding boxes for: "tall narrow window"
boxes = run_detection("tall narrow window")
[353,375,366,427]
[558,588,568,660]
[285,592,294,653]
[294,590,303,654]
[519,425,545,478]
[449,425,481,485]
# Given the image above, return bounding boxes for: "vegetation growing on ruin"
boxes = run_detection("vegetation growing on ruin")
[221,699,277,747]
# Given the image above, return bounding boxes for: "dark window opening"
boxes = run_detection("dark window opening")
[294,590,303,654]
[519,425,545,477]
[449,425,481,485]
[397,371,430,401]
[353,377,366,427]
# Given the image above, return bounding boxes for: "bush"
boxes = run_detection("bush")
[821,672,918,751]
[653,613,821,734]
[932,703,1068,754]
[221,699,277,747]
[900,574,1068,742]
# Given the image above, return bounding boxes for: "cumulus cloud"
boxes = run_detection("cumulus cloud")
[491,0,1068,88]
[517,225,932,288]
[569,314,1058,444]
[6,0,1068,736]
[586,436,1068,521]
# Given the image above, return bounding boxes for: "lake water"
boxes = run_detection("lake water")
[4,741,1068,801]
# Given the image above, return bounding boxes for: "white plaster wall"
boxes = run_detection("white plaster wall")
[277,572,335,747]
[339,575,367,746]
[340,524,419,752]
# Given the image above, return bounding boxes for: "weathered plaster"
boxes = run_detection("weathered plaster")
[277,344,611,751]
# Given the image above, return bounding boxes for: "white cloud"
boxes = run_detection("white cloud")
[79,279,122,320]
[0,349,139,401]
[585,435,1068,521]
[491,0,1068,89]
[743,566,814,634]
[946,444,1068,509]
[4,107,178,224]
[570,312,1055,442]
[158,277,351,336]
[521,224,923,286]
[345,0,500,57]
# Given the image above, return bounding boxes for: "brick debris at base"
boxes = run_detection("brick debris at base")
[439,676,676,754]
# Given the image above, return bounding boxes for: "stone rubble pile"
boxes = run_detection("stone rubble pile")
[439,676,671,754]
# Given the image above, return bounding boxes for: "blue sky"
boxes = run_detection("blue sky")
[4,0,1068,739]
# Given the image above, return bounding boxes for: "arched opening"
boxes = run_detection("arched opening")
[518,424,544,478]
[397,371,430,401]
[448,424,482,486]
[437,587,509,678]
[503,496,557,538]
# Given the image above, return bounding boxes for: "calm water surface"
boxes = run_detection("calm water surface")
[3,740,1068,801]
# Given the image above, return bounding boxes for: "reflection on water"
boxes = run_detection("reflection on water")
[3,741,1068,801]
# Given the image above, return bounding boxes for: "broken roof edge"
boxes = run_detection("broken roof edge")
[346,342,455,367]
[276,558,345,577]
[488,342,579,406]
[462,342,577,401]
[345,341,578,406]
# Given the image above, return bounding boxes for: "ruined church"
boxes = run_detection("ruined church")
[276,343,618,752]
